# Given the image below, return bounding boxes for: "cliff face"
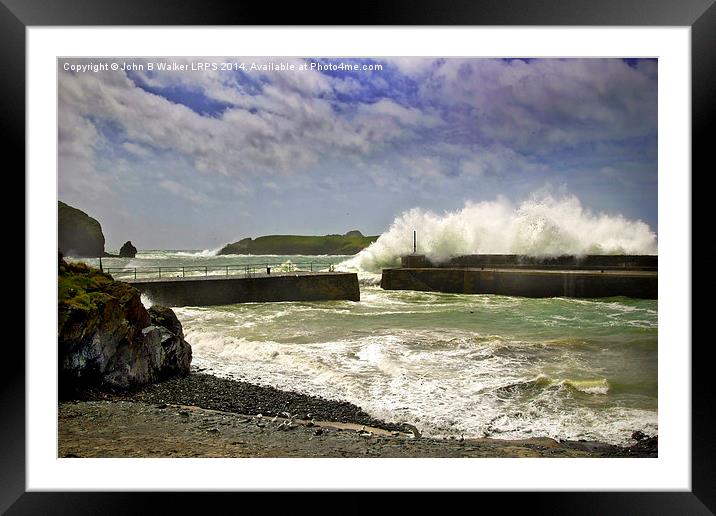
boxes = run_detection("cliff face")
[218,230,378,256]
[58,256,192,394]
[58,201,105,257]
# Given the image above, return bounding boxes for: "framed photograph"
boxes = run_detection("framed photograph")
[8,0,710,511]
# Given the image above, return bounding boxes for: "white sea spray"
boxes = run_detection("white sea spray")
[341,193,657,273]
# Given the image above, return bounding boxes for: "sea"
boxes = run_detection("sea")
[73,247,657,446]
[69,197,658,445]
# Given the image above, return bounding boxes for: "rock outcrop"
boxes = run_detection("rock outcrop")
[58,201,106,257]
[119,240,138,258]
[58,255,191,395]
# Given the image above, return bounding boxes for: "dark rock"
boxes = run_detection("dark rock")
[401,423,422,439]
[628,435,658,456]
[129,373,405,433]
[58,257,192,394]
[631,430,648,442]
[119,241,138,258]
[148,306,184,339]
[58,201,105,257]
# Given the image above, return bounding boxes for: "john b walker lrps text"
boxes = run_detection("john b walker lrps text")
[63,60,383,73]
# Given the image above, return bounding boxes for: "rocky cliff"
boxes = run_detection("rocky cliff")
[58,201,106,257]
[58,255,191,395]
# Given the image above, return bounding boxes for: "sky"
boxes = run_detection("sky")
[58,57,658,251]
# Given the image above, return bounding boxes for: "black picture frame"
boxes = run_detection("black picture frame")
[5,0,710,512]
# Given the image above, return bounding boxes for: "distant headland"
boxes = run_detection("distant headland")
[58,201,136,258]
[58,200,377,257]
[217,230,378,256]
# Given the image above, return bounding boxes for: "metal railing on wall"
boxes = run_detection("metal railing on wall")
[104,261,336,280]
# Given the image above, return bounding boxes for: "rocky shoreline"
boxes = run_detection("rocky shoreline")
[79,372,406,433]
[60,371,657,458]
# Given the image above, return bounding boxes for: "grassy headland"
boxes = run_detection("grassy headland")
[58,258,124,328]
[217,230,378,255]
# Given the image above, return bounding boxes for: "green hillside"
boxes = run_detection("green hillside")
[217,231,378,256]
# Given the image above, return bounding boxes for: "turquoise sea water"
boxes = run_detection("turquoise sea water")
[74,250,657,444]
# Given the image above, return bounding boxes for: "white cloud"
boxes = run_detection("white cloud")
[459,147,547,177]
[385,57,439,77]
[122,142,150,156]
[58,101,113,200]
[58,58,451,193]
[359,99,442,128]
[417,58,657,151]
[158,179,210,205]
[401,155,445,180]
[57,56,657,242]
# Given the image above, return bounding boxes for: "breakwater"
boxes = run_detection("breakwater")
[382,255,657,299]
[401,254,657,270]
[127,272,360,307]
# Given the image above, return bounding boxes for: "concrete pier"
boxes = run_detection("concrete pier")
[401,254,657,271]
[127,271,360,307]
[383,255,657,299]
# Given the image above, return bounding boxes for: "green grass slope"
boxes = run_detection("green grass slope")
[218,231,378,255]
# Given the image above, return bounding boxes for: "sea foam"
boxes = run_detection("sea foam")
[341,193,657,273]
